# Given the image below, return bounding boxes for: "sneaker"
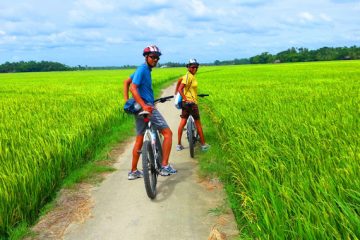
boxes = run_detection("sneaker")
[128,170,143,180]
[160,165,177,176]
[176,144,185,151]
[201,144,211,151]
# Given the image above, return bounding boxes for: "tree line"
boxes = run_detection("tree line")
[1,46,359,73]
[0,61,138,73]
[0,61,71,73]
[214,46,360,65]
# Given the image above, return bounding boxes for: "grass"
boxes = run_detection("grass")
[197,60,360,239]
[0,67,184,239]
[1,61,359,239]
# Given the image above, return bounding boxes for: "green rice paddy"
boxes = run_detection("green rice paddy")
[1,61,359,239]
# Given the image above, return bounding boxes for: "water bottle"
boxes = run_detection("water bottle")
[134,102,141,112]
[151,131,156,144]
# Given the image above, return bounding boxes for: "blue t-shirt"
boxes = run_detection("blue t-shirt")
[132,63,154,104]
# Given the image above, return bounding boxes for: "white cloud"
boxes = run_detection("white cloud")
[319,13,332,22]
[208,38,226,47]
[0,0,359,66]
[153,0,169,3]
[299,12,315,22]
[46,32,72,43]
[105,37,124,44]
[0,34,17,45]
[131,11,182,36]
[73,0,115,13]
[189,0,209,16]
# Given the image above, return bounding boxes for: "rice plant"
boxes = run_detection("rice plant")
[0,68,184,237]
[198,61,360,239]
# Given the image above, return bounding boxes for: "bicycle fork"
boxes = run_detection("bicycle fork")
[148,125,162,172]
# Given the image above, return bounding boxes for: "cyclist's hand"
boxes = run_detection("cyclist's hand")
[142,104,153,113]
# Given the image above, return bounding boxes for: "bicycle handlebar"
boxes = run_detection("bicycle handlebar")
[154,95,174,103]
[138,95,174,117]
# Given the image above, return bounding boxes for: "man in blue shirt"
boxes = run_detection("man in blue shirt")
[128,45,177,180]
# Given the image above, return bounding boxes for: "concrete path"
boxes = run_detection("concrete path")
[63,83,238,240]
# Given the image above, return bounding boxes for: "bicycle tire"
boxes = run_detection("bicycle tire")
[187,119,195,158]
[142,140,157,199]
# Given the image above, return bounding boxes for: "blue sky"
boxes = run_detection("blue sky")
[0,0,359,67]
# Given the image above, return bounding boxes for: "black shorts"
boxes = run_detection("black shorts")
[180,102,200,120]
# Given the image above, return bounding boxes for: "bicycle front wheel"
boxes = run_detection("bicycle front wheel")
[187,119,195,158]
[142,140,157,199]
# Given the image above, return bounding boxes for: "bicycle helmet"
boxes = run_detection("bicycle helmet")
[143,45,162,56]
[186,58,199,67]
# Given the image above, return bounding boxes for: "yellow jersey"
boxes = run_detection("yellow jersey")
[181,72,198,104]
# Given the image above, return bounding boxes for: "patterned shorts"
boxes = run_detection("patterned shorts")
[135,108,169,135]
[180,102,200,120]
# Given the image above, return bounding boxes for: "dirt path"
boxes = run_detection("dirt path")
[31,84,238,240]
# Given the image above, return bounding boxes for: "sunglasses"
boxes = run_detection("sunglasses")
[148,55,160,60]
[189,66,198,69]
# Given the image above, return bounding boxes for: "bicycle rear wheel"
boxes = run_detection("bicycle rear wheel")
[187,119,195,158]
[142,140,157,199]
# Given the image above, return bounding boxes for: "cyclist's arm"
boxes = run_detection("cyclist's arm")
[174,77,182,94]
[123,77,132,101]
[178,83,189,102]
[130,83,153,112]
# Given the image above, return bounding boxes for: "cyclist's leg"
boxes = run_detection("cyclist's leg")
[159,128,177,176]
[177,118,187,145]
[178,105,190,146]
[159,127,172,166]
[150,109,172,167]
[131,115,146,172]
[131,135,144,172]
[191,104,206,145]
[194,120,205,145]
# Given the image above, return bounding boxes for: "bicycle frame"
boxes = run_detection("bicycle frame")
[143,121,162,172]
[139,95,173,199]
[184,94,209,158]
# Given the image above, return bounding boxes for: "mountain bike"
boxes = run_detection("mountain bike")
[139,95,173,199]
[186,94,209,158]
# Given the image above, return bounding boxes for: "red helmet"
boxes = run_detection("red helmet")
[143,45,162,56]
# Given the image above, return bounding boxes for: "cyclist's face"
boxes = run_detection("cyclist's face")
[188,65,198,74]
[146,54,160,68]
